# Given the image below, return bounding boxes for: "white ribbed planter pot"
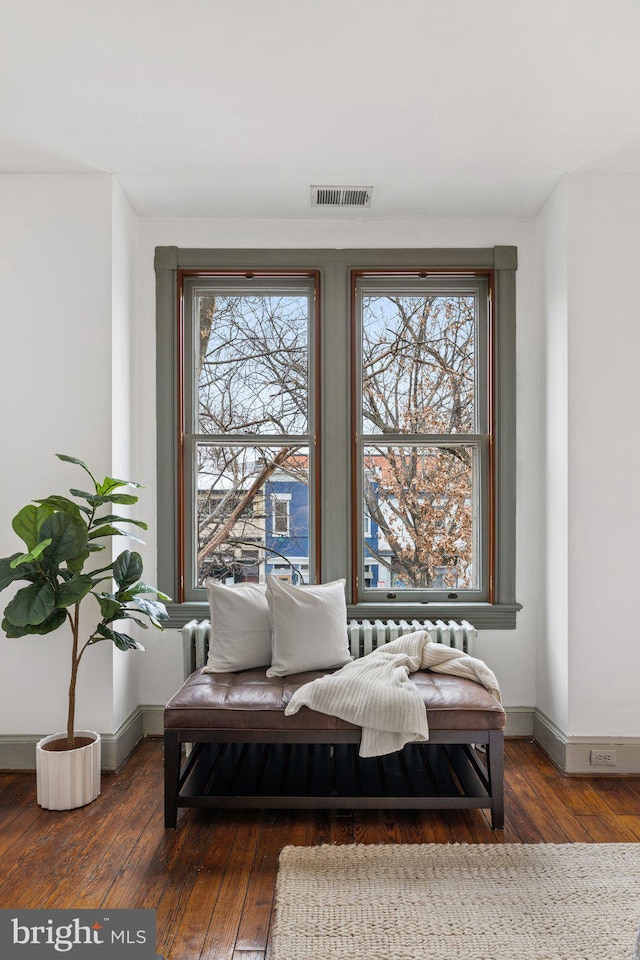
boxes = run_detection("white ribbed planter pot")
[36,731,101,810]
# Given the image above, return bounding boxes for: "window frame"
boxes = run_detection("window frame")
[271,493,292,538]
[155,246,520,628]
[177,269,320,602]
[352,272,492,604]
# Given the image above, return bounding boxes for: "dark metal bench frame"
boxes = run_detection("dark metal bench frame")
[164,724,504,829]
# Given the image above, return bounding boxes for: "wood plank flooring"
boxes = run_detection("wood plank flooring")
[0,738,638,959]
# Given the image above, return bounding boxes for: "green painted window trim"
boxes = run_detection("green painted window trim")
[155,246,521,628]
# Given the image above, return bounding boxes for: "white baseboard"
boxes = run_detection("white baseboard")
[140,704,164,737]
[532,710,567,770]
[0,709,144,772]
[105,709,145,770]
[504,707,534,738]
[533,710,640,774]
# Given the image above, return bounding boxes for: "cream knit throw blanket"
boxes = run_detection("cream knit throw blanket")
[284,630,501,758]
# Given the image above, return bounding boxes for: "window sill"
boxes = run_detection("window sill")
[162,601,522,631]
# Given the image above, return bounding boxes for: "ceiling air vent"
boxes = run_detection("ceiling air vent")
[311,185,373,208]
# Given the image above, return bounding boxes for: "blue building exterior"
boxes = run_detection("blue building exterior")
[264,476,381,586]
[264,476,310,584]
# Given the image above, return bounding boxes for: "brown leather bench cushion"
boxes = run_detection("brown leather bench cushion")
[164,667,506,733]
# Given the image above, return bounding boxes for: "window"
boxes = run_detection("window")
[155,247,519,628]
[271,494,291,537]
[354,275,489,602]
[180,274,317,598]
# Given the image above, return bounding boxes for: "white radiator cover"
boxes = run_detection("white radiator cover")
[181,618,476,677]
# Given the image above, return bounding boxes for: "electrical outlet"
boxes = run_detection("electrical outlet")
[590,749,617,766]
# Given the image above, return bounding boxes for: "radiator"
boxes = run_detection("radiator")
[181,617,476,678]
[347,618,476,659]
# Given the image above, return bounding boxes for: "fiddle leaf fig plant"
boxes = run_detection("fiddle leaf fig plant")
[0,454,170,749]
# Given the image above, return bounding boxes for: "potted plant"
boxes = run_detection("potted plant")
[0,454,169,810]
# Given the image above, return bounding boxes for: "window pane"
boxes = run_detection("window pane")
[196,443,310,587]
[272,496,290,536]
[362,293,475,434]
[197,291,309,435]
[363,444,478,590]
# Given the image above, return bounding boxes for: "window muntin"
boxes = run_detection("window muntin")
[354,276,490,602]
[183,276,316,597]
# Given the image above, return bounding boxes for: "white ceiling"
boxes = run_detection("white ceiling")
[2,0,640,219]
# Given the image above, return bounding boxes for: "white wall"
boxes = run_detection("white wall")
[537,170,640,744]
[538,177,570,734]
[566,173,640,736]
[111,177,142,731]
[0,175,115,736]
[136,216,543,713]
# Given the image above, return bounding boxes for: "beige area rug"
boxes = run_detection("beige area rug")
[272,843,640,960]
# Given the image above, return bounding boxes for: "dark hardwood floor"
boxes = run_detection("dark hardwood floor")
[0,738,638,959]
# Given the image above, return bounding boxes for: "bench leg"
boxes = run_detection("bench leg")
[487,730,505,830]
[164,730,181,829]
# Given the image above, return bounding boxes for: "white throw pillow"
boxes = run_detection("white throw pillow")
[203,581,272,672]
[266,576,352,677]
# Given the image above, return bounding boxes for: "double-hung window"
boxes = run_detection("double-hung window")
[354,274,489,603]
[155,247,519,628]
[180,273,318,598]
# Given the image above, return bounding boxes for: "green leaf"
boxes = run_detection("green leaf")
[92,514,148,531]
[94,593,124,621]
[113,551,143,590]
[56,454,98,488]
[2,616,29,638]
[67,550,91,574]
[125,582,171,602]
[121,615,149,629]
[0,555,37,591]
[102,606,149,629]
[106,493,138,505]
[10,538,53,568]
[132,596,169,622]
[40,512,88,565]
[68,488,106,505]
[20,608,67,635]
[97,476,143,496]
[96,623,144,651]
[12,504,54,551]
[4,582,56,627]
[35,496,85,520]
[69,489,139,507]
[87,525,144,544]
[2,608,69,637]
[113,631,145,652]
[2,608,66,637]
[56,575,94,608]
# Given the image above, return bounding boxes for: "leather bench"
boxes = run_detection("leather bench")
[164,666,505,829]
